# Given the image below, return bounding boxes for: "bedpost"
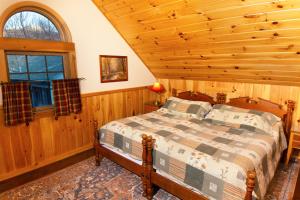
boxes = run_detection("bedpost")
[216,93,227,104]
[285,100,295,141]
[172,88,177,97]
[142,134,148,197]
[93,120,102,166]
[244,170,256,200]
[146,135,154,200]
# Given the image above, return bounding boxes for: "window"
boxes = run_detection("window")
[0,2,75,110]
[7,53,65,107]
[3,11,61,41]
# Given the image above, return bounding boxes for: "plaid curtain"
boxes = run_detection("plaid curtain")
[52,79,82,117]
[1,82,33,126]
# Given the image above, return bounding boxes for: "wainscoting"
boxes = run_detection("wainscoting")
[158,78,300,131]
[0,86,155,181]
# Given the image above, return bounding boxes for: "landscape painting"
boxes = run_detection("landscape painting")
[100,55,128,83]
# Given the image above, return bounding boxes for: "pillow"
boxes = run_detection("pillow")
[205,104,281,135]
[159,96,212,119]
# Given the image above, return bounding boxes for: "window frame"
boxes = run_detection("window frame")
[6,51,67,109]
[0,2,72,42]
[0,2,77,115]
[6,51,69,79]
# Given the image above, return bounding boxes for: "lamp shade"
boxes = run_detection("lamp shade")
[149,82,165,93]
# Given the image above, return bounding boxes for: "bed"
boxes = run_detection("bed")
[93,90,295,200]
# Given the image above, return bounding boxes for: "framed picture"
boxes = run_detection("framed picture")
[99,55,128,83]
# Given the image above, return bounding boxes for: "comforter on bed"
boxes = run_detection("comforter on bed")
[99,109,286,200]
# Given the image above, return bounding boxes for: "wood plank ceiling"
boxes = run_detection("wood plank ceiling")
[93,0,300,86]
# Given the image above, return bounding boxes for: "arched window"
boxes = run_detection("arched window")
[0,2,76,109]
[4,11,61,41]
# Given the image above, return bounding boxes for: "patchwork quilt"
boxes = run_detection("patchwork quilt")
[99,109,286,200]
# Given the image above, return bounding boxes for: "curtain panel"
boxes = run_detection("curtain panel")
[1,82,33,126]
[52,79,82,117]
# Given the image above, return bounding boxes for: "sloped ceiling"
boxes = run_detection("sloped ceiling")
[93,0,300,86]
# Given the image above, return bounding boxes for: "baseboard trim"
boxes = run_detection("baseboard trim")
[0,148,94,193]
[0,144,93,181]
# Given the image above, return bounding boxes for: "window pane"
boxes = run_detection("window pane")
[47,56,63,72]
[29,73,47,80]
[30,81,52,107]
[7,55,27,73]
[3,11,61,41]
[28,56,46,72]
[6,53,65,108]
[48,72,64,80]
[10,74,28,81]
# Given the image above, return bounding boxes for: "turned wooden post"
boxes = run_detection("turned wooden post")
[142,134,148,197]
[172,88,177,97]
[216,93,227,104]
[244,170,256,200]
[93,120,102,166]
[285,100,295,141]
[146,135,154,200]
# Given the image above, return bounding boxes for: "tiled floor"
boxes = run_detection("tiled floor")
[0,157,299,200]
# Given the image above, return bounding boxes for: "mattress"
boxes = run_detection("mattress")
[99,109,286,200]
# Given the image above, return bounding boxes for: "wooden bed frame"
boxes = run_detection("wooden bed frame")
[94,89,295,200]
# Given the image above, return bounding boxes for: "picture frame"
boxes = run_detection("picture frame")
[99,55,128,83]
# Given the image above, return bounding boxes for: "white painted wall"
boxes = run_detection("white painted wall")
[0,0,156,103]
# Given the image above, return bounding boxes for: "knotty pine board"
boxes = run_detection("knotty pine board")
[93,0,300,85]
[0,87,155,181]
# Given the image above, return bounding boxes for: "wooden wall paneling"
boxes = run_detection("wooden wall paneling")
[100,94,109,124]
[74,114,83,148]
[107,94,114,121]
[93,0,300,85]
[136,38,300,56]
[156,76,300,87]
[127,24,300,47]
[125,17,300,40]
[0,125,15,174]
[30,121,44,165]
[13,127,30,169]
[64,117,73,152]
[0,86,154,181]
[105,0,298,19]
[108,8,298,39]
[110,1,300,34]
[113,92,124,120]
[39,117,55,158]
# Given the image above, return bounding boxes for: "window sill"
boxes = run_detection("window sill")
[33,106,55,118]
[0,105,58,120]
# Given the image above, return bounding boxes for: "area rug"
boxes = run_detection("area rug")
[0,157,299,200]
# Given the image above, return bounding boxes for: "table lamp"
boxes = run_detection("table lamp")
[149,82,165,106]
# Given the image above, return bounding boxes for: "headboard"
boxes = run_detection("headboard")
[171,88,295,141]
[226,96,295,140]
[172,89,226,105]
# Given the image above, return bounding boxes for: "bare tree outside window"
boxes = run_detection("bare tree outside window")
[4,11,61,41]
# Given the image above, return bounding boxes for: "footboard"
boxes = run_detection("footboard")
[93,120,148,198]
[142,135,257,200]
